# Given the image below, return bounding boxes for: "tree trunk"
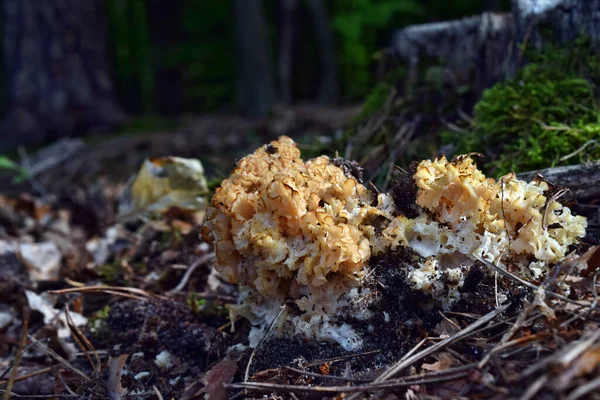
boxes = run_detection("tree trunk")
[0,0,126,151]
[391,13,514,95]
[148,0,183,116]
[233,0,274,117]
[279,0,298,105]
[486,0,503,11]
[511,0,600,74]
[518,162,600,202]
[305,0,338,104]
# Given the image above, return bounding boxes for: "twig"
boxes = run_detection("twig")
[65,305,101,373]
[441,117,470,134]
[565,374,600,400]
[457,108,474,124]
[99,290,149,301]
[50,285,166,300]
[27,334,89,381]
[0,367,52,386]
[0,391,79,398]
[479,333,547,370]
[560,269,600,327]
[519,375,549,400]
[17,146,48,197]
[227,372,469,393]
[474,256,585,306]
[166,253,215,294]
[152,385,165,400]
[304,350,381,368]
[518,330,600,381]
[370,305,508,384]
[479,298,536,370]
[245,305,288,383]
[0,339,49,381]
[500,177,513,243]
[3,320,28,400]
[542,188,569,230]
[559,139,599,162]
[283,366,370,383]
[106,354,128,400]
[289,360,478,385]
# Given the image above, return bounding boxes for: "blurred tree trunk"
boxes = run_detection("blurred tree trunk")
[148,0,183,115]
[233,0,274,117]
[486,0,503,11]
[279,0,298,105]
[305,0,338,104]
[278,0,337,105]
[0,0,126,151]
[511,0,600,75]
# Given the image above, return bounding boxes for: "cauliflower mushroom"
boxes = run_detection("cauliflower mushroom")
[202,139,588,349]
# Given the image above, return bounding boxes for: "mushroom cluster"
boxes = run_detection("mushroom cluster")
[202,136,382,294]
[408,156,587,285]
[203,138,588,349]
[202,137,389,349]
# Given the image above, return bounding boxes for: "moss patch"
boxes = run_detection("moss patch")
[443,37,600,175]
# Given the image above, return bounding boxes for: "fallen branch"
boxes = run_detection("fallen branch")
[517,162,600,201]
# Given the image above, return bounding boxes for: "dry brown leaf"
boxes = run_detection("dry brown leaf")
[201,358,238,400]
[556,344,600,390]
[181,358,238,400]
[421,352,458,372]
[562,245,600,277]
[533,287,556,320]
[106,354,129,400]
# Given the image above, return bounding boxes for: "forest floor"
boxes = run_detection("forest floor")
[1,104,600,399]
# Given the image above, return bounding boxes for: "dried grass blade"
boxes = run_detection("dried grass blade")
[27,334,89,381]
[373,304,508,384]
[3,320,28,400]
[227,372,469,393]
[64,305,101,373]
[475,256,584,306]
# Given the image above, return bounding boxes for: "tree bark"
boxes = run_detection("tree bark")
[148,0,183,115]
[305,0,338,104]
[518,162,600,202]
[0,0,126,151]
[279,0,298,105]
[391,13,514,95]
[511,0,600,74]
[233,0,275,117]
[391,0,600,94]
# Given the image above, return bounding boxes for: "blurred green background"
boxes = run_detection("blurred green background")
[102,0,508,115]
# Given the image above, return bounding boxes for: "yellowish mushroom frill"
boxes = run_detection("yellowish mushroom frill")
[202,136,384,298]
[202,139,588,348]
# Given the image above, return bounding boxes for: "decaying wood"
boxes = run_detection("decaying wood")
[517,162,600,201]
[21,138,85,178]
[391,0,600,94]
[513,0,600,64]
[391,12,514,95]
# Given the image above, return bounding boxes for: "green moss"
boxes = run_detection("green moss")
[96,262,123,282]
[93,305,112,321]
[332,0,423,100]
[131,262,147,275]
[207,176,225,192]
[352,81,395,126]
[186,292,208,314]
[88,305,112,337]
[186,292,228,317]
[443,37,600,175]
[332,60,469,189]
